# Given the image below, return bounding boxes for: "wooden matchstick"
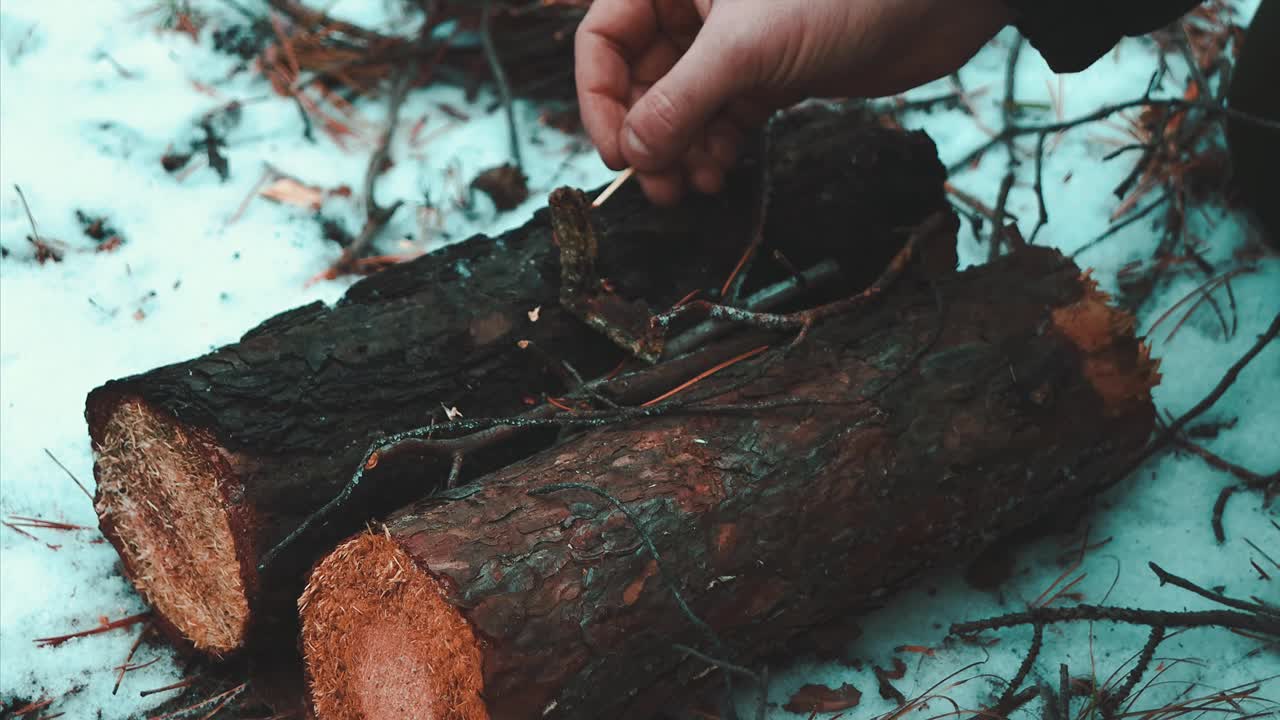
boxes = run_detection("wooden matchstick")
[591,167,635,207]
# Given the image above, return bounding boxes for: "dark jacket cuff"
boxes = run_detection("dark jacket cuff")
[1004,0,1204,72]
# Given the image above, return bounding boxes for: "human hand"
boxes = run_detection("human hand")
[575,0,1013,205]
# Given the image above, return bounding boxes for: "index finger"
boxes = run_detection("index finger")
[575,0,659,169]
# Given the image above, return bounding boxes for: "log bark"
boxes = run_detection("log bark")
[298,247,1161,720]
[85,105,949,657]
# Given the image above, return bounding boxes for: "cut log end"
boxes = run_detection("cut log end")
[1050,275,1162,416]
[300,532,487,720]
[92,399,249,654]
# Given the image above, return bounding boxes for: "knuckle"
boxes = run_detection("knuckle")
[640,86,683,141]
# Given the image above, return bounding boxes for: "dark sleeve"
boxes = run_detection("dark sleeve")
[1003,0,1204,72]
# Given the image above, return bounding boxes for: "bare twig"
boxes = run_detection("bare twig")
[990,37,1024,258]
[1178,436,1274,489]
[673,644,769,720]
[721,115,777,305]
[333,67,413,272]
[1070,194,1169,258]
[112,623,152,695]
[1212,485,1237,543]
[1148,562,1279,618]
[34,611,151,648]
[972,621,1041,720]
[258,259,871,570]
[651,211,949,351]
[990,171,1016,261]
[947,97,1280,175]
[1116,312,1280,481]
[954,604,1277,636]
[480,0,521,171]
[1100,626,1164,720]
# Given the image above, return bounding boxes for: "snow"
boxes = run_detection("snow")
[0,1,1274,718]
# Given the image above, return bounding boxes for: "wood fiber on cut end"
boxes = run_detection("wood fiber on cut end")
[92,399,249,654]
[300,532,487,720]
[1051,274,1162,416]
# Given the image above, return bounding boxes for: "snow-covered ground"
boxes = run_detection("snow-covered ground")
[1,1,1275,718]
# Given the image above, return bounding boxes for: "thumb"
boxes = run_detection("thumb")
[621,26,753,172]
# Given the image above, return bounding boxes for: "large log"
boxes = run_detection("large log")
[85,105,950,657]
[298,247,1160,720]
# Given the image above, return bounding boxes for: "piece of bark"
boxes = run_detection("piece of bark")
[85,104,949,657]
[299,247,1160,719]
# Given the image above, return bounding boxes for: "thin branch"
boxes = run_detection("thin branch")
[481,0,521,171]
[1101,626,1164,720]
[1212,485,1236,543]
[664,260,838,358]
[953,605,1278,637]
[34,611,151,648]
[1175,436,1275,489]
[334,66,413,271]
[990,171,1016,261]
[263,227,950,571]
[721,114,777,305]
[948,98,1280,175]
[1147,562,1279,618]
[651,212,949,351]
[1071,194,1169,258]
[674,643,770,720]
[973,621,1041,720]
[990,37,1024,259]
[1027,131,1050,245]
[1116,312,1280,481]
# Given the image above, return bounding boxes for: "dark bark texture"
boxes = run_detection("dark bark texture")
[311,246,1159,718]
[85,104,950,655]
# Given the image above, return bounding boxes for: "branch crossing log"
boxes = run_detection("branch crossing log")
[299,247,1161,719]
[86,105,949,657]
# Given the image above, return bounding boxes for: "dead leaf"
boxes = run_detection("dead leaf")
[874,658,908,705]
[471,164,529,211]
[782,683,862,713]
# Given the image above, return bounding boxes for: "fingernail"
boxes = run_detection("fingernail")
[624,125,652,163]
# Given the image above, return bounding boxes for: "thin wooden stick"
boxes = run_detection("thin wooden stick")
[592,167,635,208]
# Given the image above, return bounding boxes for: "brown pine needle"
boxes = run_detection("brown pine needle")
[546,396,575,412]
[642,345,770,407]
[592,167,635,208]
[1040,572,1089,607]
[113,624,152,695]
[44,449,92,500]
[147,682,246,719]
[7,516,91,531]
[1031,561,1084,608]
[34,611,151,648]
[8,697,54,715]
[139,676,198,699]
[3,521,42,543]
[719,242,757,300]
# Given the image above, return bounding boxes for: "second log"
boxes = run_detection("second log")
[300,246,1161,719]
